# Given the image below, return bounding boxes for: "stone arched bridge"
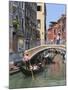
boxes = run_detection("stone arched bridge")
[24,45,66,59]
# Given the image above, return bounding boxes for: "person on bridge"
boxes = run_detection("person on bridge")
[56,33,61,44]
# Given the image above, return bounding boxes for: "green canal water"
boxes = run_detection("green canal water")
[9,63,66,89]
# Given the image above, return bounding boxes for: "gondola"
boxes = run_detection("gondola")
[19,64,45,76]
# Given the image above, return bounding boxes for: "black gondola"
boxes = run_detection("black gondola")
[19,64,45,76]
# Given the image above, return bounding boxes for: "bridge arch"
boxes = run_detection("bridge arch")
[24,45,66,60]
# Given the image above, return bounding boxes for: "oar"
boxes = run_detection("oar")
[29,60,35,80]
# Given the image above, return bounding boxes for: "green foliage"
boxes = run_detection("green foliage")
[12,19,19,30]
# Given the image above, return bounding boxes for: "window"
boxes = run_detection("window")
[16,15,18,20]
[13,6,16,14]
[18,39,24,51]
[22,3,23,8]
[54,29,56,35]
[37,19,41,28]
[37,6,41,11]
[13,32,16,36]
[22,19,23,29]
[22,3,24,8]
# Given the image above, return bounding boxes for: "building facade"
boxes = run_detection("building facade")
[9,1,38,53]
[25,2,37,49]
[37,3,46,45]
[9,1,25,53]
[47,14,66,44]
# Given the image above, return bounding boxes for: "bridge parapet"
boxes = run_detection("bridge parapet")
[24,45,66,59]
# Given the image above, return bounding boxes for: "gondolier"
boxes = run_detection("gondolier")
[23,53,30,69]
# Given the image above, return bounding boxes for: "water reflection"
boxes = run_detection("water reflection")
[49,54,63,77]
[9,64,66,88]
[9,48,66,89]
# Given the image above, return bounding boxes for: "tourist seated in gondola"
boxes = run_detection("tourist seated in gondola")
[33,64,40,70]
[29,64,40,71]
[38,63,42,67]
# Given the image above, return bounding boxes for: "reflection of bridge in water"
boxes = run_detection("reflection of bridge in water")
[24,45,66,59]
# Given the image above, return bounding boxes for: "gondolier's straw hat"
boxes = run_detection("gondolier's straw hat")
[24,51,29,56]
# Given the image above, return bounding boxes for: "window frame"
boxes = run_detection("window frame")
[37,5,41,11]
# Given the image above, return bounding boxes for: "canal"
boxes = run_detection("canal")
[9,54,66,89]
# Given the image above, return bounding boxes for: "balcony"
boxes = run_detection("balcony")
[17,30,24,37]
